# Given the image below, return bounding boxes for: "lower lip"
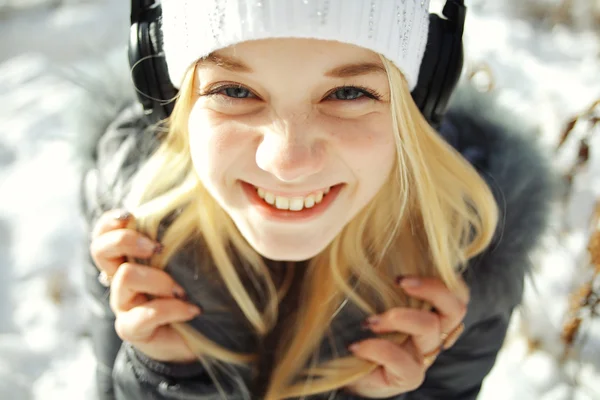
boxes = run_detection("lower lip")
[241,181,344,222]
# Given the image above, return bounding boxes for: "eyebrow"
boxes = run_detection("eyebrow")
[198,54,387,78]
[324,62,387,78]
[199,54,252,73]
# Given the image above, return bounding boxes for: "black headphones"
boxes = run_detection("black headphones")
[129,0,465,128]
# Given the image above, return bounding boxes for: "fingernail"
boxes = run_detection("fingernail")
[348,343,360,352]
[173,286,187,300]
[361,316,380,330]
[137,237,157,253]
[189,305,202,316]
[115,210,132,221]
[400,278,421,288]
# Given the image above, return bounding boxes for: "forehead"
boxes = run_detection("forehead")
[196,38,386,77]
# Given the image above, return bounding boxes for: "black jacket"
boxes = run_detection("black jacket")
[81,83,557,400]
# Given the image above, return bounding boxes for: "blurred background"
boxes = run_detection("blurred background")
[0,0,598,399]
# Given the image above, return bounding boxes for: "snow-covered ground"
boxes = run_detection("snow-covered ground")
[0,0,598,399]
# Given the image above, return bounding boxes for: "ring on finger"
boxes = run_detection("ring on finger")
[442,322,465,349]
[422,322,466,367]
[422,347,441,367]
[98,271,113,287]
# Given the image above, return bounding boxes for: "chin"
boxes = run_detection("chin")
[253,242,325,262]
[244,232,335,262]
[229,210,347,262]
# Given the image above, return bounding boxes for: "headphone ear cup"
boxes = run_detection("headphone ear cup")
[429,17,463,121]
[412,14,443,116]
[412,14,464,127]
[149,18,178,118]
[129,21,154,115]
[128,7,178,123]
[140,21,163,111]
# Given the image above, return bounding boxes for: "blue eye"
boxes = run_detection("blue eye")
[221,86,254,98]
[327,86,381,101]
[331,87,365,100]
[200,84,257,99]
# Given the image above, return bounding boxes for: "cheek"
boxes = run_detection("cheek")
[328,116,396,174]
[188,106,255,181]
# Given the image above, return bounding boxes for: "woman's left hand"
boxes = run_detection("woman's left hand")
[343,276,470,399]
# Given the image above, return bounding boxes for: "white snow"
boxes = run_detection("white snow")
[0,0,598,399]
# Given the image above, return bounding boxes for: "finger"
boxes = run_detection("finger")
[398,276,469,303]
[91,209,133,239]
[397,277,468,332]
[110,263,187,313]
[114,298,201,343]
[90,229,162,276]
[348,338,425,390]
[132,325,198,363]
[363,308,441,354]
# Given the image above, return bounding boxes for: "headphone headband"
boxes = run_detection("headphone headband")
[130,0,155,24]
[129,0,466,128]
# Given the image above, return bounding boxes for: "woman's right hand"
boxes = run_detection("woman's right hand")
[89,209,202,363]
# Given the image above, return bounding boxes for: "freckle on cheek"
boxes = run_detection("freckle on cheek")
[211,136,229,152]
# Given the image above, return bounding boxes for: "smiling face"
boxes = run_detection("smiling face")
[187,38,397,261]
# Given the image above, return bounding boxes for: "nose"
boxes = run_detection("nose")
[255,119,326,183]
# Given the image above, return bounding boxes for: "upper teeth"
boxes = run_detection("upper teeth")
[256,186,331,211]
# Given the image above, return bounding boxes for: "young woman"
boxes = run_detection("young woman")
[82,1,556,399]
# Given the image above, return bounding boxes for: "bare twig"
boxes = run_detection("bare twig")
[561,202,600,361]
[556,98,599,189]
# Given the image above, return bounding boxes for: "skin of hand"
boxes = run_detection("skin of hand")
[343,277,469,398]
[90,209,201,362]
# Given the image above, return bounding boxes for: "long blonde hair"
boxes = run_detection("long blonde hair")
[123,55,498,399]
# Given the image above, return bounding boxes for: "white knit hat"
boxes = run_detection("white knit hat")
[161,0,431,90]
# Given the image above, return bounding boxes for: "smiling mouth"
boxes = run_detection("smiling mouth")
[241,181,344,220]
[253,185,333,211]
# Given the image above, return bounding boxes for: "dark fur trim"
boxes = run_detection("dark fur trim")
[442,85,558,323]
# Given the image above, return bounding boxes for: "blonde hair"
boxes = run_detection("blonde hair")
[123,55,498,399]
